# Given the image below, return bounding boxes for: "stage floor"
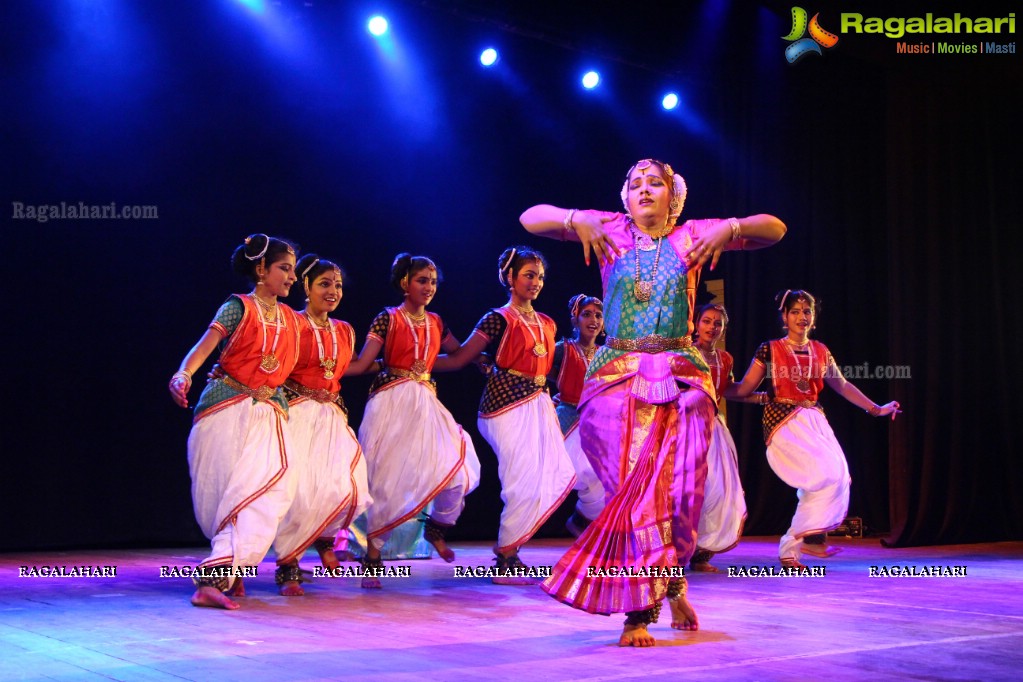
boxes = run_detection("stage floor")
[2,537,1021,681]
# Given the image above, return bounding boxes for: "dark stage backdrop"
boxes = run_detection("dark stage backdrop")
[3,1,1019,551]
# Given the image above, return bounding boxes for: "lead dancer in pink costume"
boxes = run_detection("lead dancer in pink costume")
[521,159,786,646]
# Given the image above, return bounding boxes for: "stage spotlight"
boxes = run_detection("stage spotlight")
[368,15,388,36]
[480,48,499,67]
[581,71,600,89]
[662,92,680,110]
[234,0,265,12]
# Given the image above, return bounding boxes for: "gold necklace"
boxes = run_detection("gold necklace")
[631,224,664,302]
[510,305,547,357]
[784,339,815,393]
[399,308,431,375]
[253,293,278,321]
[511,302,535,315]
[305,311,337,379]
[402,305,427,323]
[250,294,282,373]
[578,341,597,363]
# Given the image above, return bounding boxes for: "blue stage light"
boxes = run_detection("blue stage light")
[581,71,600,89]
[480,48,499,67]
[236,0,265,12]
[368,16,388,36]
[662,92,680,110]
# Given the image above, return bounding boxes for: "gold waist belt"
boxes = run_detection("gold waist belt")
[387,367,432,383]
[504,368,547,387]
[219,371,277,402]
[605,334,692,353]
[284,379,339,404]
[772,398,818,408]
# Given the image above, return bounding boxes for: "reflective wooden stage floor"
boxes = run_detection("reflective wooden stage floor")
[2,537,1021,681]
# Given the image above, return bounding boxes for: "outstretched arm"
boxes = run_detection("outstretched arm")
[520,204,622,267]
[344,337,384,376]
[433,333,489,373]
[824,359,901,420]
[168,329,224,408]
[724,358,767,400]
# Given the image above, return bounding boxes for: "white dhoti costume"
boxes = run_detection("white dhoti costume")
[767,408,850,561]
[189,400,296,588]
[360,380,480,548]
[273,399,370,564]
[479,392,577,554]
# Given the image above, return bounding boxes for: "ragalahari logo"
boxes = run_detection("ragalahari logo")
[782,7,839,63]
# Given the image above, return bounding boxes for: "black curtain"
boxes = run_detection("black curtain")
[883,66,1022,546]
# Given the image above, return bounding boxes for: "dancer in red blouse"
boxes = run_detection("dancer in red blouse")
[728,290,900,567]
[345,254,481,588]
[168,234,301,609]
[435,247,577,582]
[549,294,607,537]
[272,254,371,595]
[688,303,757,573]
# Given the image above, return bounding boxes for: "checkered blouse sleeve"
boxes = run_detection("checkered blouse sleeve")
[754,341,771,366]
[472,310,507,345]
[366,310,390,344]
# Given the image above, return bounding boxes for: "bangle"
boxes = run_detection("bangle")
[171,370,192,385]
[728,217,741,242]
[562,209,577,240]
[867,404,881,416]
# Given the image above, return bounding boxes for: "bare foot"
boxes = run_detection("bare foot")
[669,595,699,631]
[689,561,720,573]
[191,586,240,609]
[781,557,809,570]
[317,549,341,571]
[423,519,456,563]
[618,623,656,647]
[226,577,245,598]
[426,535,456,563]
[279,580,305,596]
[491,551,539,585]
[315,539,342,571]
[801,543,842,558]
